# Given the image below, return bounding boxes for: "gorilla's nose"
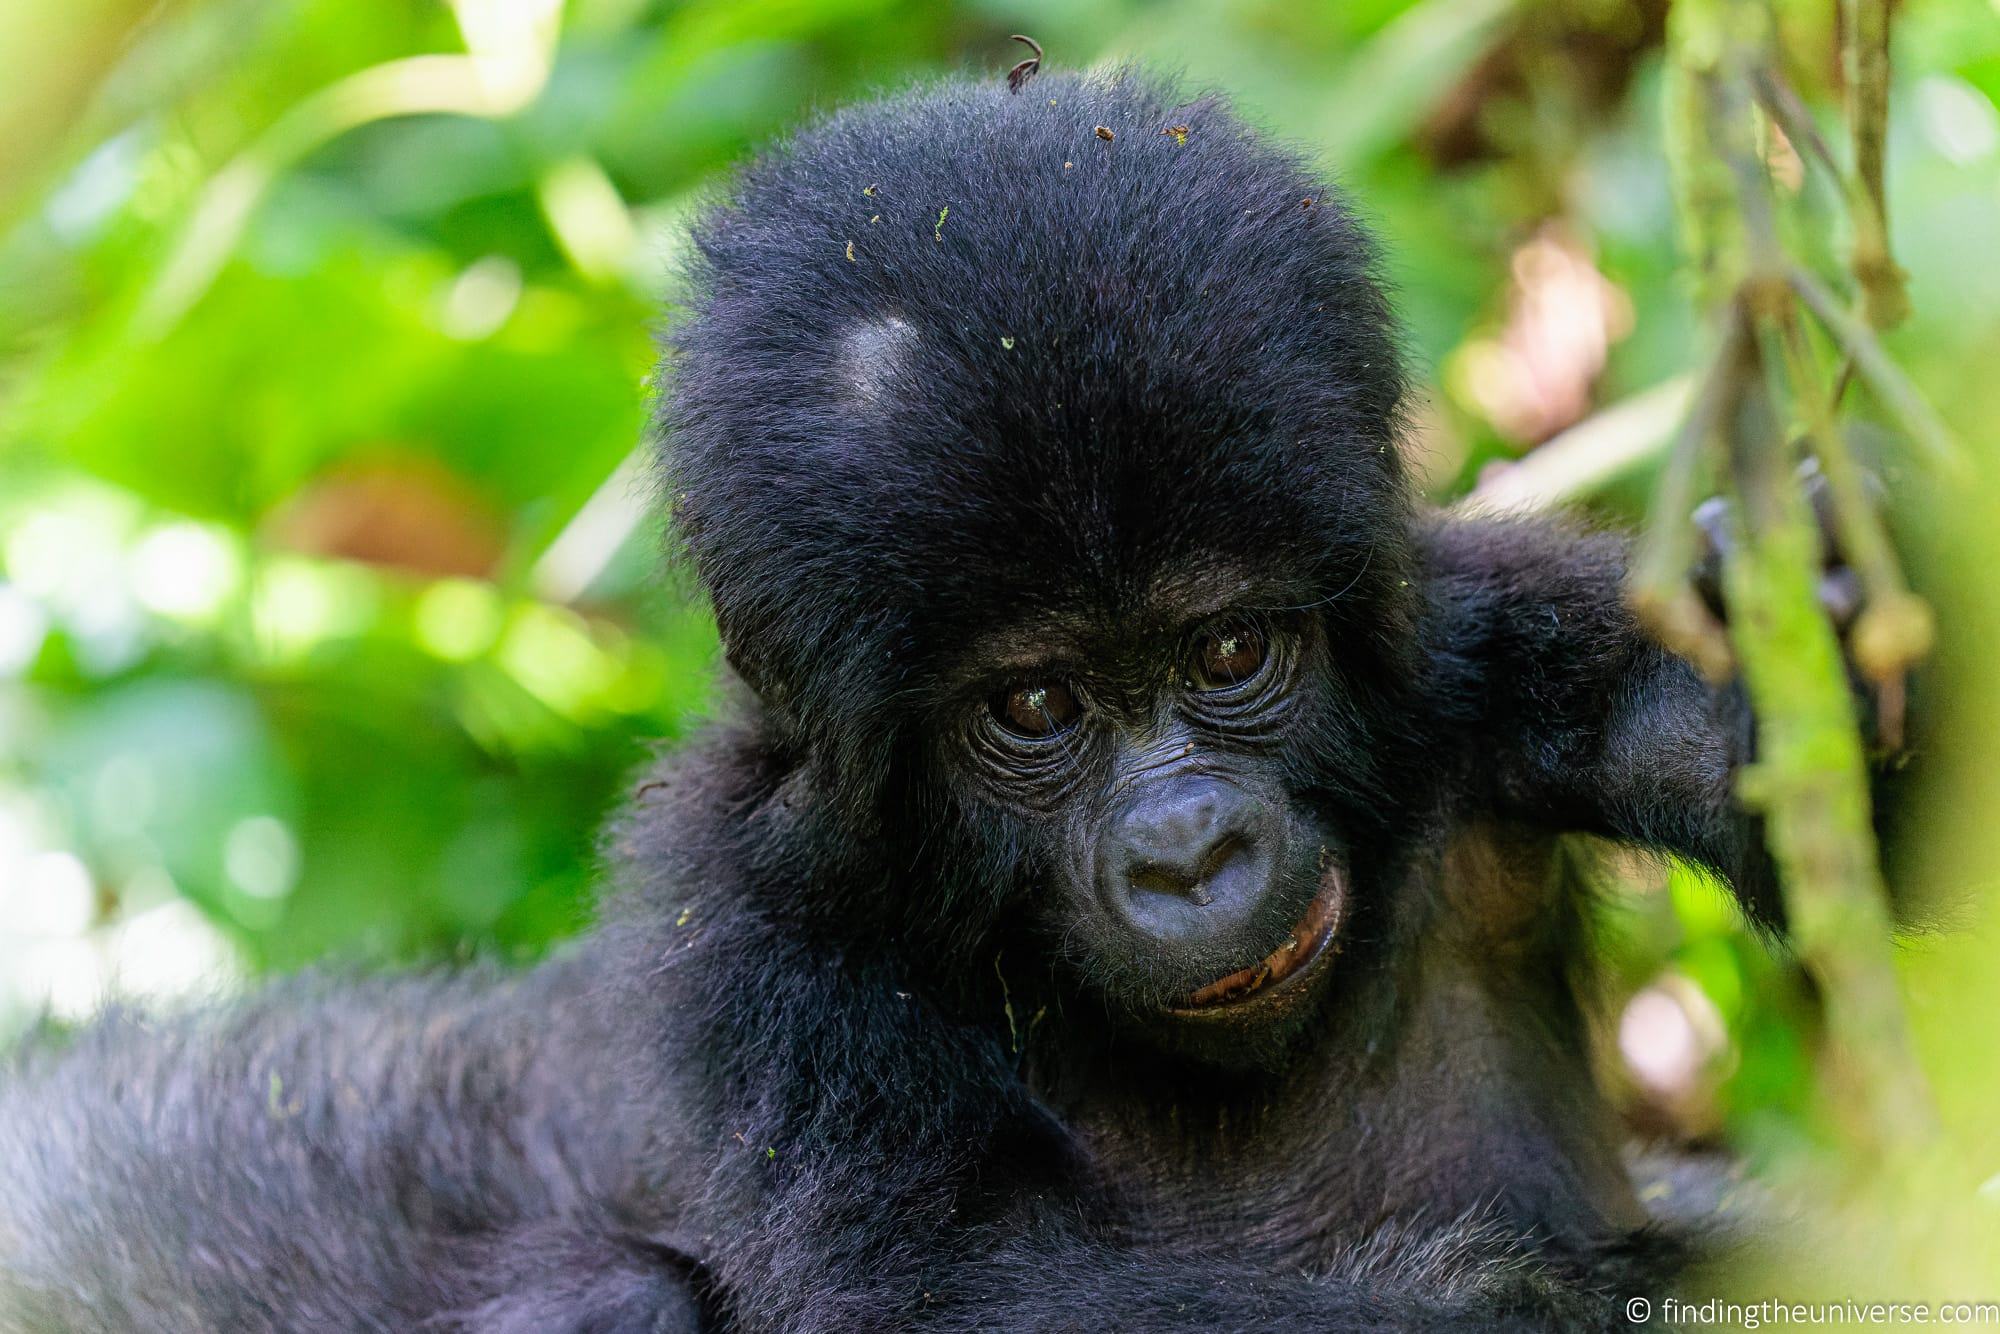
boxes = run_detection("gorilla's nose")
[1099,776,1276,942]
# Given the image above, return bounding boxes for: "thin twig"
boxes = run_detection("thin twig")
[1628,312,1749,681]
[1788,264,1969,476]
[1708,67,1787,299]
[1751,67,1839,178]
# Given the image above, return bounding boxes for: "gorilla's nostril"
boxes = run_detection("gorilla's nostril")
[1122,837,1248,907]
[1195,834,1247,886]
[1127,861,1198,900]
[1129,835,1250,908]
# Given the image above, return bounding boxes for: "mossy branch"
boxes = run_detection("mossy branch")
[1652,0,1941,1156]
[1717,353,1935,1146]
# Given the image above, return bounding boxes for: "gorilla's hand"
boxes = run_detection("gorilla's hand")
[1690,457,1919,756]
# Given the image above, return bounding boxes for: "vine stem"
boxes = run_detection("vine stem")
[1843,0,1909,329]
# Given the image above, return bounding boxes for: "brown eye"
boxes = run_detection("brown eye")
[1190,622,1267,691]
[993,681,1081,739]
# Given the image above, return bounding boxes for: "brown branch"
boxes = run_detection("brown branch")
[1842,0,1909,328]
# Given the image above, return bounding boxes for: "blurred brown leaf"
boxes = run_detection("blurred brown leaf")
[266,457,506,578]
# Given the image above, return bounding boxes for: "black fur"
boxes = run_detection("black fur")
[1,71,1802,1331]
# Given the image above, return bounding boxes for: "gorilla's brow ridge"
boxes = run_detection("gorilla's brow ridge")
[944,565,1289,691]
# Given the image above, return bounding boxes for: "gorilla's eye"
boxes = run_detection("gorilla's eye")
[992,681,1081,739]
[1190,622,1268,691]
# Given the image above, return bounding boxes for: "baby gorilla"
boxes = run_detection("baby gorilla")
[4,71,1811,1331]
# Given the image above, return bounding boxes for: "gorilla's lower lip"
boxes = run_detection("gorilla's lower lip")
[1171,866,1345,1013]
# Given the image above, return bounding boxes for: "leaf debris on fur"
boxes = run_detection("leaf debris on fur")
[995,952,1019,1053]
[1005,34,1042,93]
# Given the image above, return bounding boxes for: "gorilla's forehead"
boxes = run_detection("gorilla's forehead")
[663,70,1412,694]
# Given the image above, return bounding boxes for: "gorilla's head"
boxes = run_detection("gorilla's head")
[662,71,1418,1060]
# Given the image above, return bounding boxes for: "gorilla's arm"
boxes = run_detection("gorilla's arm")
[1417,514,1785,924]
[0,958,689,1334]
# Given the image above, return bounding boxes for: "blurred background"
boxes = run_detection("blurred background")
[3,0,2000,1294]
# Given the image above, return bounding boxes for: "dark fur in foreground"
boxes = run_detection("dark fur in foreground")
[1,72,1808,1331]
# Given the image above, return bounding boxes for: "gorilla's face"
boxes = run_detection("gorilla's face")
[932,563,1375,1059]
[661,71,1418,1064]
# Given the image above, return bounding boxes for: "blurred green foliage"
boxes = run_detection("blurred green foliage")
[4,0,2000,1240]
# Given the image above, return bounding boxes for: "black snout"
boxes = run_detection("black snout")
[1097,775,1278,943]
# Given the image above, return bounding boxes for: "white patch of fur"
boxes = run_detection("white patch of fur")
[840,316,917,405]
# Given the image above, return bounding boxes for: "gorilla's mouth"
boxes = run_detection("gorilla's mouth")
[1171,865,1345,1013]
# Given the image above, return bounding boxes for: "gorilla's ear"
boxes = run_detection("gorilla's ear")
[714,613,784,712]
[709,611,898,837]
